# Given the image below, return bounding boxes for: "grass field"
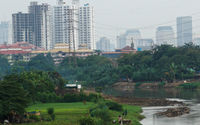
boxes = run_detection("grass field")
[19,102,143,125]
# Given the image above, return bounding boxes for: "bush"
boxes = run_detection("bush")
[180,83,198,89]
[79,116,96,125]
[51,114,56,121]
[105,101,123,112]
[90,109,112,124]
[29,115,40,121]
[47,108,54,115]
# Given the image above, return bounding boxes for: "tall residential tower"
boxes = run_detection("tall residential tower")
[177,16,193,46]
[12,12,34,44]
[29,2,52,50]
[156,26,176,46]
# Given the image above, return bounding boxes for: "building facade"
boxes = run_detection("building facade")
[29,2,52,50]
[137,39,154,51]
[156,26,176,46]
[78,4,95,50]
[53,0,79,50]
[116,29,141,49]
[0,22,9,44]
[12,12,34,44]
[177,16,193,46]
[96,37,111,52]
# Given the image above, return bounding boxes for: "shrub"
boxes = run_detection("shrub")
[180,83,198,89]
[51,114,56,121]
[29,115,40,121]
[90,109,112,124]
[47,108,54,115]
[105,101,123,112]
[79,116,96,125]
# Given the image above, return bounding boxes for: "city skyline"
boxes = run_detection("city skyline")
[1,0,200,42]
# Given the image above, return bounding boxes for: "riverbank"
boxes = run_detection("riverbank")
[113,79,200,90]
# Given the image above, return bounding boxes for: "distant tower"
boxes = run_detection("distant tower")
[57,0,64,5]
[72,0,80,6]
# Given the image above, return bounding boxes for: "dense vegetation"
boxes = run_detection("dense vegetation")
[0,43,200,87]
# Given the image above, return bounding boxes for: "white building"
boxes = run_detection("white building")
[53,0,79,50]
[117,29,141,49]
[53,0,94,50]
[79,4,95,50]
[137,39,154,51]
[96,37,111,52]
[0,22,9,44]
[156,26,176,46]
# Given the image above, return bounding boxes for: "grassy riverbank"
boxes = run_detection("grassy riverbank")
[19,102,143,125]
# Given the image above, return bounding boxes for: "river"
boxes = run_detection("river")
[104,88,200,125]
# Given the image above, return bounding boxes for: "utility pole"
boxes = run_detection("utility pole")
[131,37,134,49]
[66,8,77,67]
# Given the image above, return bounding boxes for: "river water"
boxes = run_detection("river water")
[104,88,200,125]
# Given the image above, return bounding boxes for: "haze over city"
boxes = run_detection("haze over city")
[1,0,200,42]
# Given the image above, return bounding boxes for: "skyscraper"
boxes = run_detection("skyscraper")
[53,0,79,50]
[116,29,141,49]
[96,37,111,52]
[12,12,34,44]
[29,2,52,50]
[79,4,95,50]
[137,39,154,51]
[53,0,94,50]
[156,26,175,46]
[0,22,9,44]
[177,16,192,46]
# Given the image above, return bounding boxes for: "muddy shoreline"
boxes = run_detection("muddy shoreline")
[103,95,186,107]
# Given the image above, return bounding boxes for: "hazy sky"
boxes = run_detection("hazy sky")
[1,0,200,43]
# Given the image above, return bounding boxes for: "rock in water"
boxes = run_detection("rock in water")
[156,107,190,117]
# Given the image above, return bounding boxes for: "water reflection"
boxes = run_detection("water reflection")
[104,88,200,100]
[104,88,200,125]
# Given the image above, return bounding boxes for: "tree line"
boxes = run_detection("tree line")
[0,43,200,87]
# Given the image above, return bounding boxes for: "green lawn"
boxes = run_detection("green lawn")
[19,102,143,125]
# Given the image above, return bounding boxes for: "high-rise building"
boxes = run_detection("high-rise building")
[137,39,154,51]
[53,0,79,50]
[0,22,9,44]
[96,37,111,52]
[53,0,94,50]
[156,26,176,46]
[12,12,34,44]
[177,16,193,46]
[116,34,126,49]
[116,29,141,49]
[29,2,52,50]
[79,4,95,50]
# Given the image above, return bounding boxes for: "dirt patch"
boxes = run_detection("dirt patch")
[112,82,135,91]
[103,95,185,107]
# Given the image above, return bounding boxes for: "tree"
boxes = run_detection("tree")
[0,78,29,122]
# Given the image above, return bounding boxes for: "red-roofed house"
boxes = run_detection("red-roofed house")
[0,42,44,63]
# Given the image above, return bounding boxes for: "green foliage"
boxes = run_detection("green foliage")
[28,53,55,71]
[89,102,112,124]
[79,116,96,125]
[58,56,119,87]
[24,102,143,125]
[47,108,54,115]
[179,83,199,89]
[29,115,40,121]
[118,44,200,83]
[0,78,29,121]
[105,101,123,112]
[0,55,10,78]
